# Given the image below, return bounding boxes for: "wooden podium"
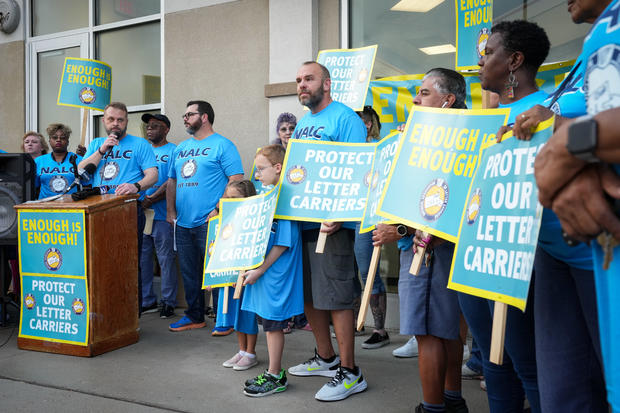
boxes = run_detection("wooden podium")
[16,194,139,357]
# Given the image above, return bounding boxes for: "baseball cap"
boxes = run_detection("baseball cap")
[141,113,170,128]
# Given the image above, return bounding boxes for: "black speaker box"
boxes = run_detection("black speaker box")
[0,153,36,244]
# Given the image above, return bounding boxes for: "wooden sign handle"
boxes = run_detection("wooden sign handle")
[490,301,507,365]
[80,108,88,148]
[409,231,430,275]
[356,246,381,331]
[222,286,229,314]
[233,272,245,299]
[315,231,327,254]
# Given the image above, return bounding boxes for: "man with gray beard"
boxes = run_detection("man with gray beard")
[166,100,244,332]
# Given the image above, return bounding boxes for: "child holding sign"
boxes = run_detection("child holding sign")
[219,181,260,371]
[241,145,304,397]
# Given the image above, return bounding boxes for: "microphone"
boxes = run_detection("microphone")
[77,163,97,182]
[71,186,111,201]
[69,154,79,180]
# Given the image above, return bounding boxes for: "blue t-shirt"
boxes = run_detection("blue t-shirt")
[169,133,244,228]
[581,2,620,409]
[147,142,176,221]
[242,219,304,321]
[35,152,82,199]
[293,101,367,231]
[85,134,157,200]
[502,90,593,270]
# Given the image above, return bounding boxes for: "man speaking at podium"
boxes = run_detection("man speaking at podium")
[79,101,158,313]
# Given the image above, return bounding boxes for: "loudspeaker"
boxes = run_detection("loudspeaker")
[0,153,36,244]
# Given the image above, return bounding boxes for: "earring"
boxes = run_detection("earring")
[505,71,518,99]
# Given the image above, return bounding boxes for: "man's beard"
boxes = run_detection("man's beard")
[185,118,202,135]
[105,125,127,138]
[299,87,324,111]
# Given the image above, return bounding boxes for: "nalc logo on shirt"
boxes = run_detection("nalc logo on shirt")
[24,293,36,309]
[79,87,96,105]
[585,44,620,114]
[72,298,85,315]
[44,247,63,271]
[50,175,69,193]
[286,165,307,184]
[420,178,449,222]
[101,161,120,180]
[181,159,197,178]
[466,188,482,225]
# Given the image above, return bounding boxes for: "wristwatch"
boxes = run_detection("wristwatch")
[133,182,142,191]
[566,115,599,163]
[396,224,408,237]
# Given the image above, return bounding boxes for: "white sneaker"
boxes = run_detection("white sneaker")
[463,344,470,361]
[288,349,340,377]
[392,336,418,358]
[461,363,483,379]
[222,352,242,368]
[315,366,368,401]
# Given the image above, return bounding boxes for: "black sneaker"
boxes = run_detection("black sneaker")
[243,370,287,397]
[415,404,431,413]
[141,302,158,314]
[245,370,267,387]
[445,397,469,413]
[160,305,175,319]
[361,332,390,349]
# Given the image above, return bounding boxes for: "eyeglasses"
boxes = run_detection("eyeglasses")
[279,126,295,132]
[182,112,201,120]
[254,164,273,176]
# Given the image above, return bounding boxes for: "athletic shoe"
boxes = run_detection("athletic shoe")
[288,349,340,377]
[222,352,243,368]
[415,403,431,413]
[233,355,258,371]
[445,397,469,413]
[314,366,368,401]
[244,370,288,397]
[160,305,174,319]
[168,316,206,332]
[211,326,234,336]
[245,370,266,387]
[461,363,483,380]
[361,332,390,349]
[392,336,418,357]
[141,302,158,314]
[205,306,216,318]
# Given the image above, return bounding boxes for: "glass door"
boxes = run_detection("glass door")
[28,34,89,152]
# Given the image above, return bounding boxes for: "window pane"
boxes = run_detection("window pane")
[350,0,588,78]
[94,110,160,140]
[96,22,161,106]
[96,0,160,25]
[38,47,83,153]
[32,0,88,36]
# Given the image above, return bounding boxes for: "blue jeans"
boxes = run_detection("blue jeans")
[140,220,177,307]
[354,224,385,294]
[458,290,540,413]
[467,338,483,373]
[176,223,208,323]
[534,247,607,412]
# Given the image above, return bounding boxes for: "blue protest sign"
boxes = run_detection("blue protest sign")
[447,118,554,310]
[365,61,574,137]
[57,57,112,112]
[275,139,375,222]
[206,187,278,272]
[19,274,89,346]
[359,132,401,233]
[203,216,239,288]
[317,45,377,111]
[18,210,87,277]
[376,106,509,242]
[455,0,493,70]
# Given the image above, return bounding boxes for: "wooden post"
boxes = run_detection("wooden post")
[222,286,229,314]
[315,231,327,254]
[80,109,88,148]
[410,231,430,275]
[356,246,381,331]
[233,271,245,299]
[490,301,507,364]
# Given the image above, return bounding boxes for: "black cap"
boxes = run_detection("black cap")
[141,113,170,128]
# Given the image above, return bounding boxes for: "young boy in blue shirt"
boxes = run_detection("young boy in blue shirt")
[241,145,304,397]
